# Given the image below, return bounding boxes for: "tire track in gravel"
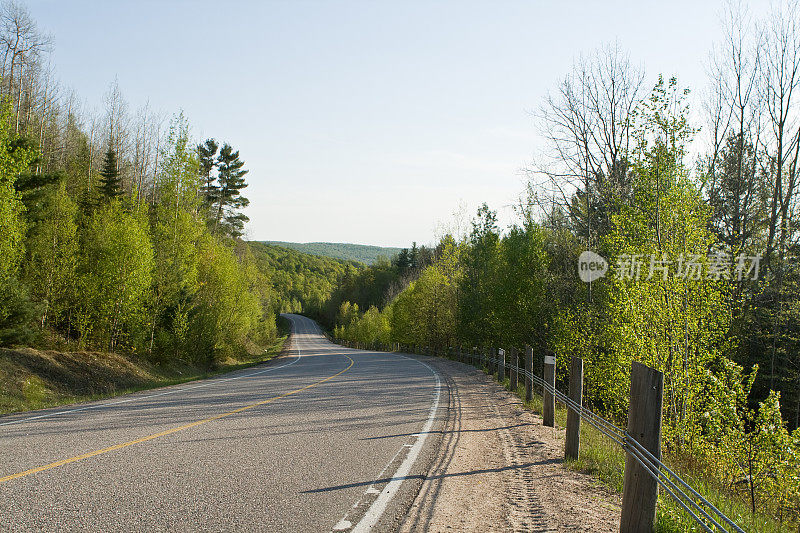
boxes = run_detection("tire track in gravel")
[398,355,620,533]
[399,370,462,531]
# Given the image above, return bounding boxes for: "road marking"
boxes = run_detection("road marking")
[330,348,442,533]
[350,366,440,532]
[0,354,354,484]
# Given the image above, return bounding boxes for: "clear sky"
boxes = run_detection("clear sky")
[27,0,770,247]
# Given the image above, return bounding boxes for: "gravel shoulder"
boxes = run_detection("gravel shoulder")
[399,356,621,533]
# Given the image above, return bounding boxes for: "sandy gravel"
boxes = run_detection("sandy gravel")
[399,356,621,532]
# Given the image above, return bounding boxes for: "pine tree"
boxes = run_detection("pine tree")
[197,138,219,207]
[97,147,122,200]
[394,248,411,275]
[213,143,250,237]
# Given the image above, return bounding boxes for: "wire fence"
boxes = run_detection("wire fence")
[485,350,745,533]
[331,338,747,533]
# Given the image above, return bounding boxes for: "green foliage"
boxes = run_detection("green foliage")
[248,242,358,317]
[75,201,154,351]
[710,389,800,521]
[495,223,550,349]
[22,180,78,329]
[458,203,501,346]
[390,263,456,349]
[0,276,41,345]
[190,234,261,365]
[0,100,36,281]
[0,99,39,343]
[0,104,282,373]
[335,303,391,346]
[0,8,287,379]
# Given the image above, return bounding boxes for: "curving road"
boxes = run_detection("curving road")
[0,314,444,532]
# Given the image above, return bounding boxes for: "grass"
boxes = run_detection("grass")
[476,366,796,532]
[0,333,289,416]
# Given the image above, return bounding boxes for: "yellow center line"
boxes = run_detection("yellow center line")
[0,354,355,484]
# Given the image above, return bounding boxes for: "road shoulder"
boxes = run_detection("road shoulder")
[399,356,621,533]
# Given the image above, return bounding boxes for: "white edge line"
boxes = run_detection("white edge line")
[349,354,442,533]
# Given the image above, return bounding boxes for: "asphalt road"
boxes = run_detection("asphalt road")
[0,314,444,532]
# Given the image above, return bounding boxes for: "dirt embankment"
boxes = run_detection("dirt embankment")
[0,335,289,415]
[400,357,621,533]
[0,347,161,414]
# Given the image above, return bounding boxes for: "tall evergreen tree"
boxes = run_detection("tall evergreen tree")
[409,242,419,270]
[213,143,249,237]
[197,138,219,207]
[394,248,411,275]
[97,147,122,200]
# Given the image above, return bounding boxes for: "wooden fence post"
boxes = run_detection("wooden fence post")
[525,345,533,403]
[565,356,583,460]
[510,348,518,392]
[620,362,664,533]
[543,349,556,427]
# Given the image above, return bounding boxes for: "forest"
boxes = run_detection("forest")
[329,3,800,526]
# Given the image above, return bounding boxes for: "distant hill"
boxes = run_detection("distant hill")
[262,241,402,265]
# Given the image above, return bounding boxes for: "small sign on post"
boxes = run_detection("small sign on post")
[543,349,556,427]
[498,348,506,381]
[510,348,518,391]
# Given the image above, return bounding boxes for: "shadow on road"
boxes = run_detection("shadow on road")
[300,461,549,494]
